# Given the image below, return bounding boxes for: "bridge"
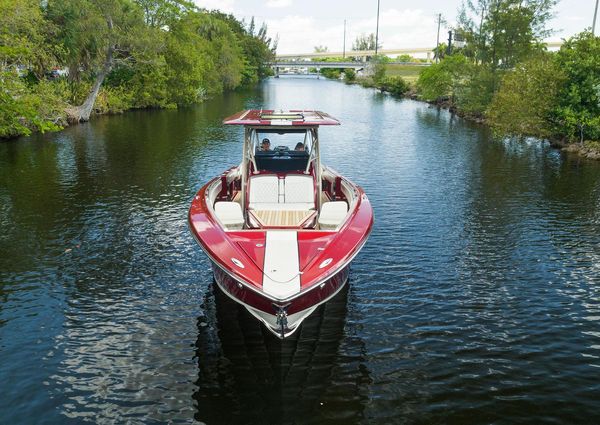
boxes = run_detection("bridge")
[271,61,366,77]
[277,48,438,60]
[275,41,564,61]
[270,61,430,77]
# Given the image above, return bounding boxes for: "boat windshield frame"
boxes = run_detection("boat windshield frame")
[240,125,322,212]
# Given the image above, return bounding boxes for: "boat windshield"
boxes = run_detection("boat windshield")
[250,129,313,173]
[255,130,310,153]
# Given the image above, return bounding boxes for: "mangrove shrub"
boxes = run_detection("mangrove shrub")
[554,31,600,143]
[488,53,566,139]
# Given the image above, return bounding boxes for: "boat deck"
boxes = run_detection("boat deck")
[251,209,314,227]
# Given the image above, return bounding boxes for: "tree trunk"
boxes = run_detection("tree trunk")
[66,16,115,123]
[66,44,113,123]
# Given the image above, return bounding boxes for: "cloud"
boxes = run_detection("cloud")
[266,0,292,7]
[267,8,442,55]
[194,0,235,13]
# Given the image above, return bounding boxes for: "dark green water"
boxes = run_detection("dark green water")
[2,77,600,424]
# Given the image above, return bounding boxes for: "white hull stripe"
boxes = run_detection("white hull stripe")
[262,231,301,299]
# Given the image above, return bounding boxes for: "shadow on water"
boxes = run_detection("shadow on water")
[194,282,369,425]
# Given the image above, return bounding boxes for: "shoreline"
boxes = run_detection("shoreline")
[0,87,251,143]
[347,77,600,162]
[7,75,600,162]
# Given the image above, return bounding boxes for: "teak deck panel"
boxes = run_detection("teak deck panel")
[252,209,314,227]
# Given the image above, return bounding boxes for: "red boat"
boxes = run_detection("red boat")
[188,110,373,338]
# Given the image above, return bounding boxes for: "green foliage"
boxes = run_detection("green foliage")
[0,71,65,137]
[343,68,356,82]
[379,76,410,96]
[417,54,499,115]
[208,11,275,86]
[417,55,470,102]
[0,0,59,77]
[487,53,566,138]
[129,60,172,108]
[320,69,341,79]
[0,0,274,138]
[396,54,414,63]
[554,31,600,142]
[371,56,388,84]
[455,65,498,116]
[316,56,346,62]
[95,85,134,114]
[457,0,556,69]
[164,17,215,105]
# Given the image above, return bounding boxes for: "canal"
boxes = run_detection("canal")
[1,76,600,424]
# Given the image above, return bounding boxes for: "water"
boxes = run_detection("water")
[2,77,600,424]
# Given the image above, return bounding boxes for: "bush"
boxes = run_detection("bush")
[416,54,470,102]
[396,54,414,62]
[0,72,65,138]
[456,65,498,117]
[343,68,356,82]
[94,86,134,115]
[320,68,342,79]
[371,56,387,84]
[379,75,410,96]
[487,54,566,138]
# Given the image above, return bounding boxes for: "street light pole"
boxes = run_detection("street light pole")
[436,13,441,63]
[343,19,346,58]
[375,0,380,55]
[593,0,599,35]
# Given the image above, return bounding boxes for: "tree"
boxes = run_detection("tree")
[47,0,150,122]
[0,0,276,138]
[314,45,328,53]
[456,0,557,69]
[135,0,194,28]
[0,0,65,137]
[207,12,276,85]
[0,0,57,77]
[352,33,380,51]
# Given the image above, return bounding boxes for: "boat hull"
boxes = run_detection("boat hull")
[212,260,350,338]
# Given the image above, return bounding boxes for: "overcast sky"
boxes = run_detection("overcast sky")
[195,0,594,54]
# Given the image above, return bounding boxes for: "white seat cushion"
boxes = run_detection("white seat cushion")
[284,175,314,204]
[248,175,316,217]
[214,201,245,230]
[249,175,279,204]
[318,201,348,230]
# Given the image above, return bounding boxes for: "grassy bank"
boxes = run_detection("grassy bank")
[384,64,426,84]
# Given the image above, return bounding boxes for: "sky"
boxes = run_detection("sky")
[194,0,594,54]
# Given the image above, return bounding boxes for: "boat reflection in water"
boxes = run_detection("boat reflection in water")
[193,281,369,424]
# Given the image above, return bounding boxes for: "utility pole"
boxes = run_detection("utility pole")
[594,0,599,35]
[436,13,441,63]
[447,30,453,56]
[375,0,380,55]
[343,19,346,59]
